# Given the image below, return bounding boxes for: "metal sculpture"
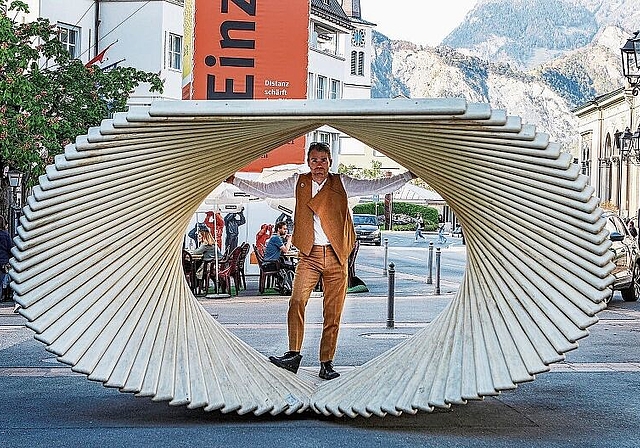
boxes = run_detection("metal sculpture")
[10,99,613,417]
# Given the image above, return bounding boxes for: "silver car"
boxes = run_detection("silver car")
[605,213,640,304]
[353,214,381,246]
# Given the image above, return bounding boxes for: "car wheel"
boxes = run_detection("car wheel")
[621,262,640,302]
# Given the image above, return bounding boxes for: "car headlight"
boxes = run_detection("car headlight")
[372,229,380,237]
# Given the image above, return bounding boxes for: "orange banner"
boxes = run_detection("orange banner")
[185,0,310,171]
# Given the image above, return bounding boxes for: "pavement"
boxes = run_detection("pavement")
[1,237,640,447]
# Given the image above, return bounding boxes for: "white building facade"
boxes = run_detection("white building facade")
[37,0,185,102]
[31,0,398,174]
[574,88,640,220]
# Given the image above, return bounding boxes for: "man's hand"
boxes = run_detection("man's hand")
[225,174,235,184]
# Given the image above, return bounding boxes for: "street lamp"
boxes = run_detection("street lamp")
[7,170,22,189]
[6,170,22,239]
[616,126,640,164]
[621,30,640,96]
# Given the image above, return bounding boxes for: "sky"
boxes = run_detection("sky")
[358,0,478,46]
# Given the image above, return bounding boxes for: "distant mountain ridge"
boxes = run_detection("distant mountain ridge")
[370,0,637,154]
[442,0,639,69]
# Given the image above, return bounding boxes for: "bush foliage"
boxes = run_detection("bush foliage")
[352,202,439,231]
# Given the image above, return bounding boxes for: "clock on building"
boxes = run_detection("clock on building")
[351,29,365,47]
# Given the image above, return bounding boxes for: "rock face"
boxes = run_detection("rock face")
[442,0,638,70]
[370,0,638,154]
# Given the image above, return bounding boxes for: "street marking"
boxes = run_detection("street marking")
[0,367,83,377]
[0,363,638,377]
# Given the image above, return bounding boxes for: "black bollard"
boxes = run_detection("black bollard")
[427,241,434,284]
[434,247,441,295]
[387,262,395,328]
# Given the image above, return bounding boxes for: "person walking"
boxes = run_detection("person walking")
[228,142,414,380]
[437,224,448,245]
[414,214,425,241]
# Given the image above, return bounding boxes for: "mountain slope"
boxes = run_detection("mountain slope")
[442,0,638,69]
[372,34,579,150]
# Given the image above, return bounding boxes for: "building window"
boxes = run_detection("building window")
[317,75,327,99]
[168,33,182,70]
[330,79,340,99]
[350,51,357,75]
[308,72,315,98]
[57,23,80,59]
[312,23,339,56]
[314,131,331,144]
[357,51,365,76]
[580,142,591,181]
[598,133,613,204]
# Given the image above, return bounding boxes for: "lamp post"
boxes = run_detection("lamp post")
[621,31,640,96]
[617,126,640,164]
[7,170,22,239]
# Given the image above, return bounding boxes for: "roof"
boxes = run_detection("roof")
[311,0,354,30]
[572,87,625,114]
[395,183,445,204]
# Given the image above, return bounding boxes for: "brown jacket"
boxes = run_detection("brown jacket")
[292,173,355,265]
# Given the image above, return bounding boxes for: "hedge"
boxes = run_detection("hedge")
[352,202,439,231]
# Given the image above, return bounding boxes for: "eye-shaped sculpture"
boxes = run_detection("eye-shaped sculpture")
[10,99,613,418]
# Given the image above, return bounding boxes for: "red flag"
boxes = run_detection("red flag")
[85,42,116,67]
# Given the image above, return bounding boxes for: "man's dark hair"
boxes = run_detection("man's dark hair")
[307,142,331,160]
[275,221,287,231]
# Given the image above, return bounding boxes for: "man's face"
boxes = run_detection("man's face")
[307,149,331,181]
[278,225,288,236]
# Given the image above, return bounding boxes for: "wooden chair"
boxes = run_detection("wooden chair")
[214,246,243,296]
[253,244,280,294]
[182,250,196,293]
[236,242,251,290]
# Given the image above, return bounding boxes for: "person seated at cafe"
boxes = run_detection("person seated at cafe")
[262,221,293,271]
[194,229,223,280]
[263,222,296,295]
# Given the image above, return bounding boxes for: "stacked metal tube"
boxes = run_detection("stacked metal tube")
[9,99,613,417]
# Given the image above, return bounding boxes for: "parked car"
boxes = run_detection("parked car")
[604,212,640,304]
[353,214,381,246]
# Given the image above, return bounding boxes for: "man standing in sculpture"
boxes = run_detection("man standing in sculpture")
[228,142,414,380]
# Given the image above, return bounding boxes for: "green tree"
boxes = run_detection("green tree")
[0,0,163,214]
[338,160,383,179]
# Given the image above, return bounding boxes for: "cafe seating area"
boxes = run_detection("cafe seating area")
[182,242,251,296]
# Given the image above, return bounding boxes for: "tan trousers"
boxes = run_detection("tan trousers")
[288,245,348,362]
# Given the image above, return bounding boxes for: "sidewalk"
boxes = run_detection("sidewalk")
[1,253,640,447]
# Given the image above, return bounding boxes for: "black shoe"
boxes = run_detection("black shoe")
[269,351,302,374]
[319,361,340,380]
